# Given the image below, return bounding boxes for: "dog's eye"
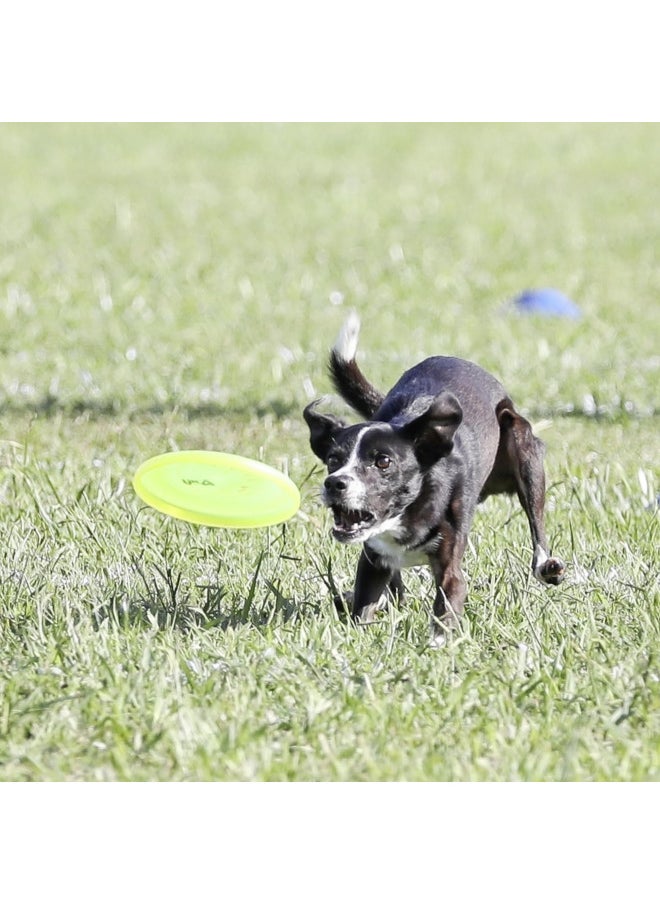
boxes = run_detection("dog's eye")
[326,453,341,471]
[375,454,391,470]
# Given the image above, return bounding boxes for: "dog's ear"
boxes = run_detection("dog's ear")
[398,392,463,467]
[303,401,348,461]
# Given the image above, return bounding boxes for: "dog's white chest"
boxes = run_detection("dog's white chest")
[366,529,429,570]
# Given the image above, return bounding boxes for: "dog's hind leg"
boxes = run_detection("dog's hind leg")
[428,520,469,646]
[494,406,566,586]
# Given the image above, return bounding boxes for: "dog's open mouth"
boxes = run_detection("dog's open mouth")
[331,505,375,540]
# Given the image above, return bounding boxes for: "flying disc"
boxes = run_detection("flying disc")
[132,451,300,528]
[512,288,582,319]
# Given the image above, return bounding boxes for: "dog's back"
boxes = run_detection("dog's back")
[329,315,508,480]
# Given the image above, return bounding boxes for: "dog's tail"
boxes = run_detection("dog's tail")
[328,312,385,419]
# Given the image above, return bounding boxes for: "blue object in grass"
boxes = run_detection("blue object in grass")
[513,288,582,319]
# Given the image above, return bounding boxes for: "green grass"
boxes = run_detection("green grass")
[0,123,658,781]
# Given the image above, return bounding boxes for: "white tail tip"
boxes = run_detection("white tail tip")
[333,311,361,362]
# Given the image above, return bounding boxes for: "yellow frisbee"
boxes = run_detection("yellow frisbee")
[132,450,300,528]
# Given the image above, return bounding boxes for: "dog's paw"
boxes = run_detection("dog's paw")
[353,601,388,624]
[534,557,566,585]
[429,630,447,650]
[429,610,460,648]
[334,592,388,623]
[333,591,353,617]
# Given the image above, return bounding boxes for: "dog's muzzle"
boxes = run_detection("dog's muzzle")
[323,473,375,541]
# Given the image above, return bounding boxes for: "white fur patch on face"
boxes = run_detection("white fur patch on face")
[333,311,361,363]
[322,425,371,510]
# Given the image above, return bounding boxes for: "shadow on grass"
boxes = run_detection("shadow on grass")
[92,558,307,634]
[0,395,302,422]
[2,393,657,425]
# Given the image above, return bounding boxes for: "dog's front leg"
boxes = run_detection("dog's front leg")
[351,547,396,624]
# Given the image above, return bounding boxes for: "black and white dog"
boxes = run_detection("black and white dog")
[304,313,565,645]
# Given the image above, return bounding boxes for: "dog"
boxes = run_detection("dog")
[303,312,565,646]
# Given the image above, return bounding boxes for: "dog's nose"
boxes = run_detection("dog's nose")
[325,473,349,493]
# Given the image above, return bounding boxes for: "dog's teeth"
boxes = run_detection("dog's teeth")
[332,506,373,532]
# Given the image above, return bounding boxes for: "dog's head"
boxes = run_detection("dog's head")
[303,393,463,543]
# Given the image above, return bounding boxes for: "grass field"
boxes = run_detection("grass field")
[0,123,658,781]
